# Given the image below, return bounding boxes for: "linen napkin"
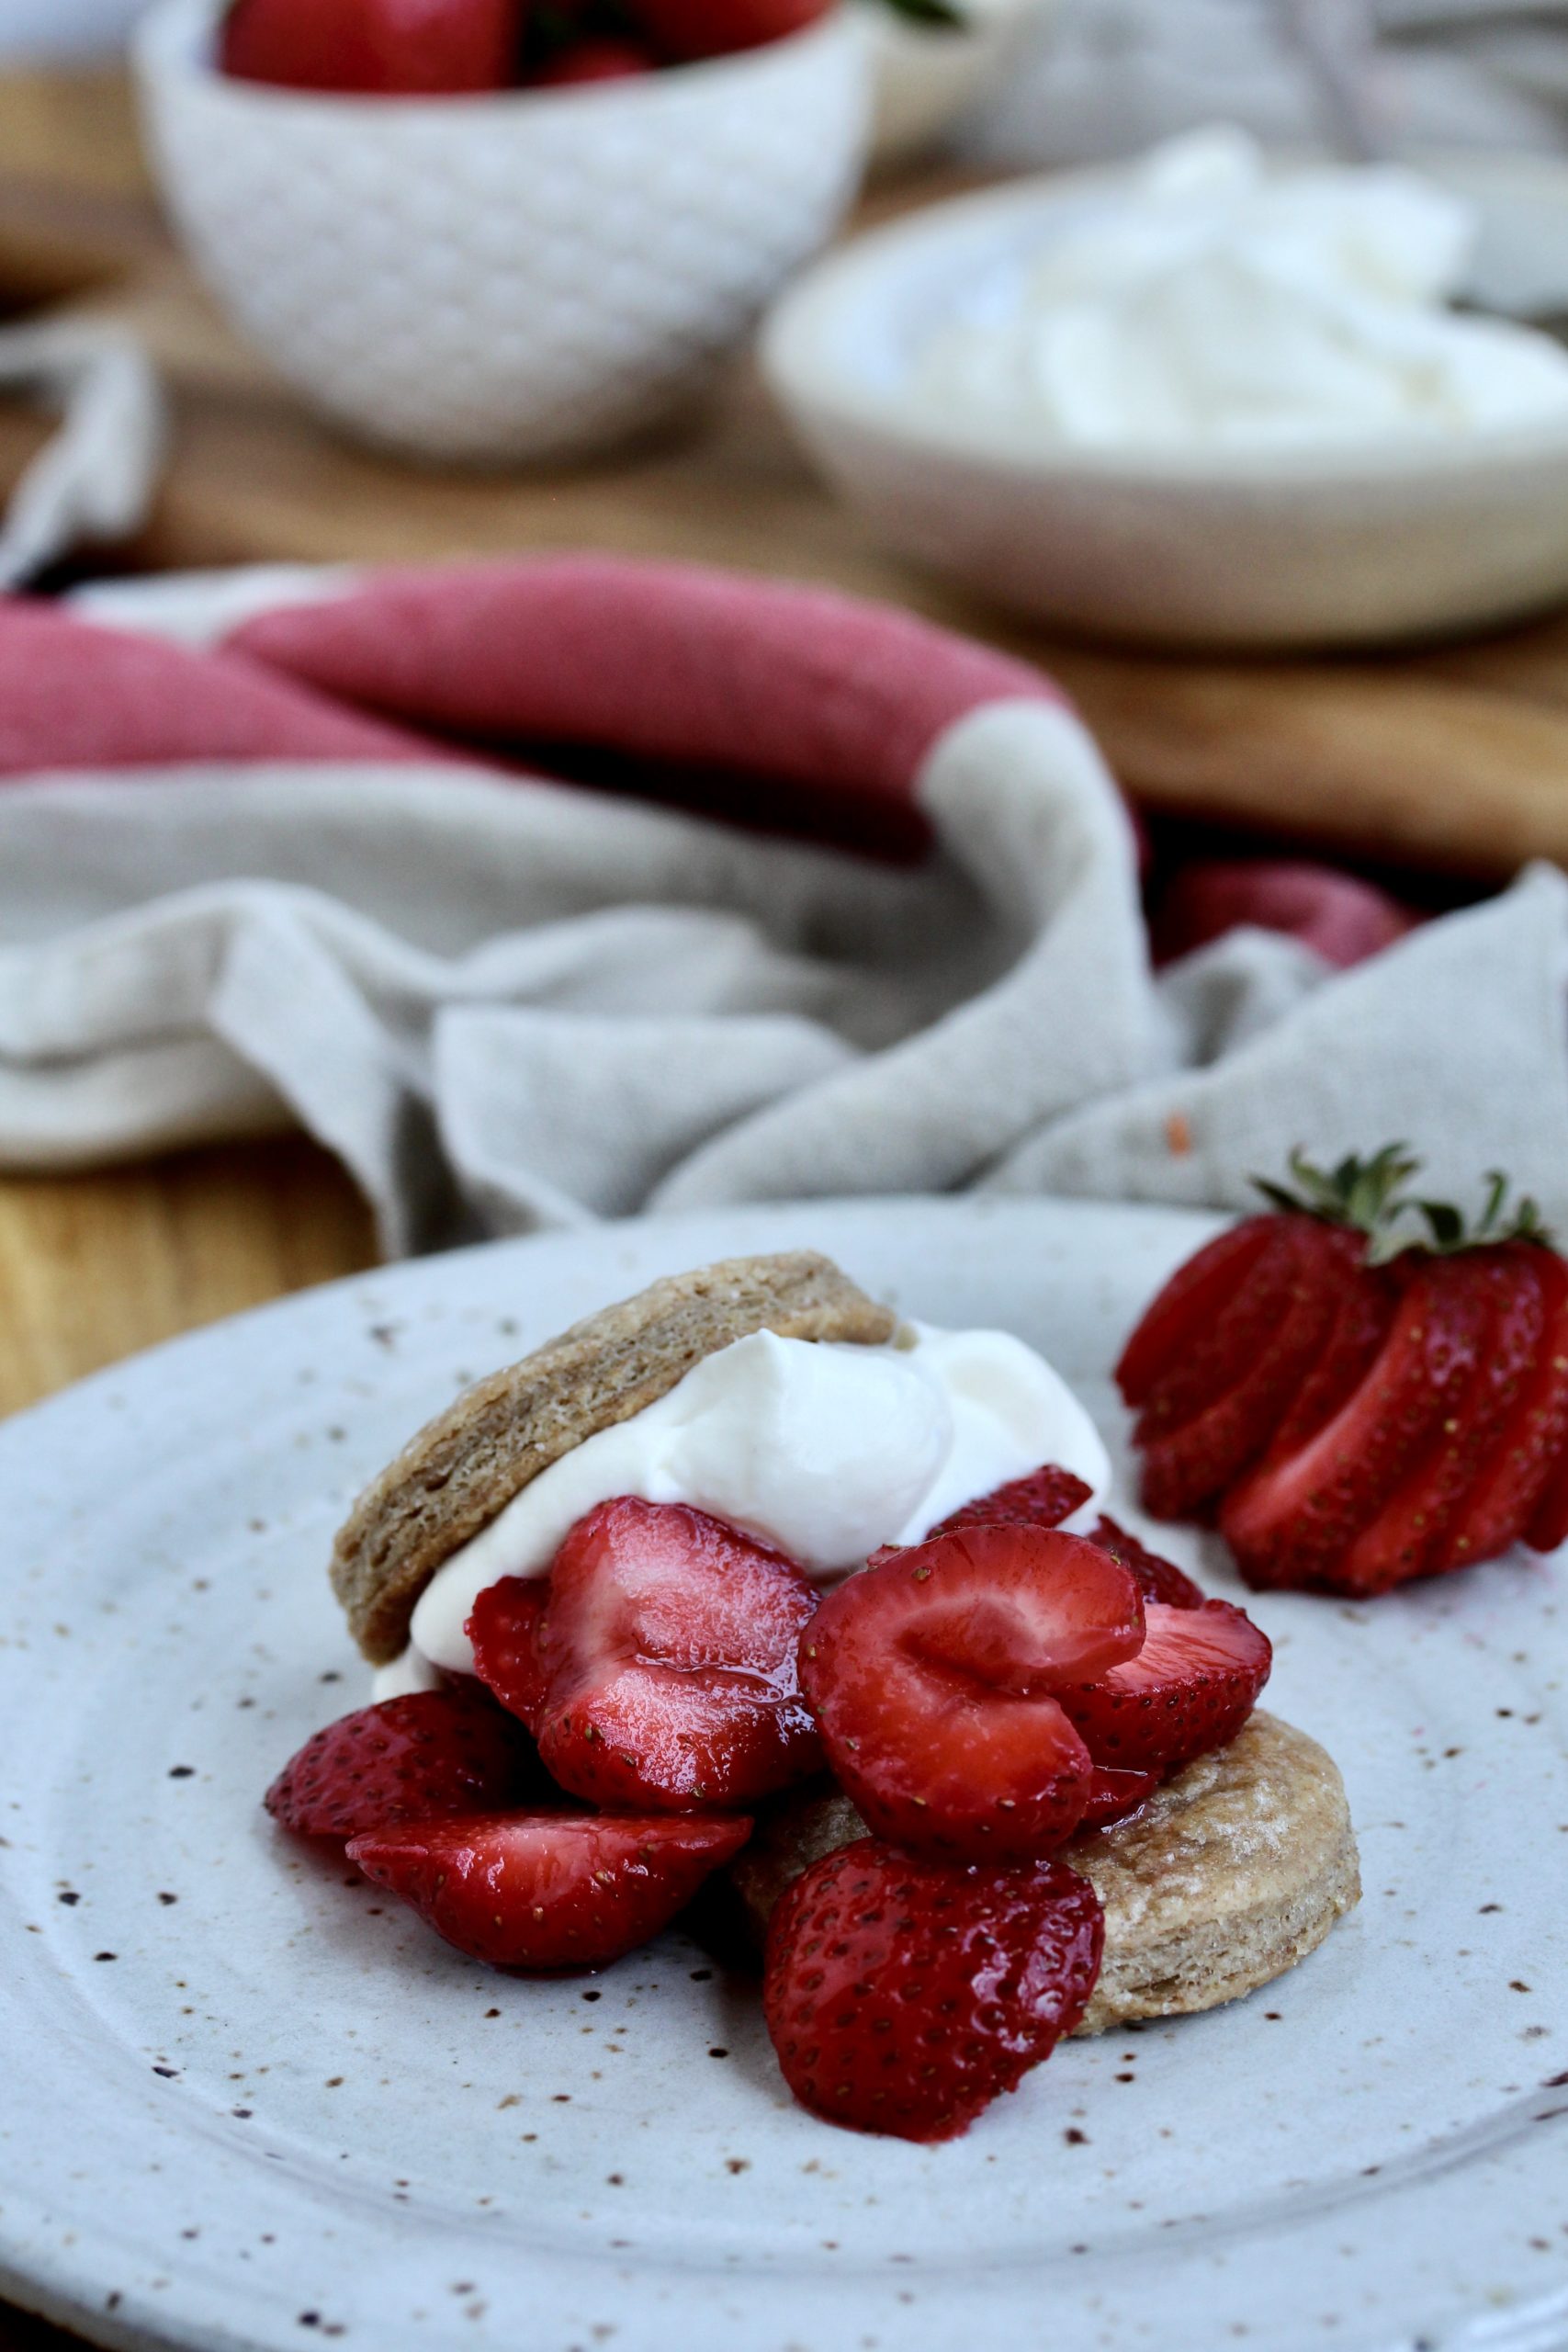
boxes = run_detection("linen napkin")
[1,554,1562,1256]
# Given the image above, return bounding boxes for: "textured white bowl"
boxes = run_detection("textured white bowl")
[134,0,869,465]
[762,164,1568,650]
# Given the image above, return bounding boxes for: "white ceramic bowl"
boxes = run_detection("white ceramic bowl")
[859,0,1048,166]
[134,0,869,466]
[762,163,1568,650]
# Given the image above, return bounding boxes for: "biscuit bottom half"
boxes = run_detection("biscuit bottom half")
[729,1711,1361,2036]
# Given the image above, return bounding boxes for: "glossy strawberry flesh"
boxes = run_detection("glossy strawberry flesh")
[1116,1216,1278,1406]
[1057,1600,1271,1774]
[1086,1516,1204,1609]
[1474,1253,1568,1556]
[763,1838,1103,2142]
[1337,1250,1543,1593]
[1221,1257,1495,1593]
[798,1527,1143,1860]
[265,1685,536,1843]
[532,1498,821,1811]
[348,1809,750,1970]
[468,1575,548,1731]
[1074,1764,1161,1830]
[930,1464,1093,1539]
[1138,1222,1360,1521]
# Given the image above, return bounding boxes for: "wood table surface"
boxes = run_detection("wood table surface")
[2,58,1568,2352]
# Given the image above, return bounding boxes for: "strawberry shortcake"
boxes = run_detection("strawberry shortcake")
[265,1250,1359,2143]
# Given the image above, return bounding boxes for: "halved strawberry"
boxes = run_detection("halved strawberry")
[1057,1600,1271,1774]
[929,1464,1092,1540]
[265,1685,537,1844]
[762,1839,1103,2143]
[348,1810,750,1969]
[468,1575,548,1732]
[1222,1255,1495,1593]
[1075,1764,1161,1830]
[797,1526,1143,1860]
[1087,1516,1204,1609]
[1137,1220,1362,1521]
[529,1498,821,1812]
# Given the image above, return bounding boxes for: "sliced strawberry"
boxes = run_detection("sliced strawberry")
[468,1575,548,1732]
[1264,1255,1398,1457]
[1074,1764,1161,1830]
[929,1464,1092,1540]
[531,1498,821,1812]
[265,1685,537,1844]
[1115,1216,1279,1406]
[1087,1516,1204,1609]
[763,1839,1102,2142]
[1469,1251,1568,1558]
[1138,1221,1360,1521]
[1222,1256,1494,1593]
[1337,1250,1542,1593]
[348,1810,750,1970]
[1057,1599,1271,1774]
[797,1526,1143,1860]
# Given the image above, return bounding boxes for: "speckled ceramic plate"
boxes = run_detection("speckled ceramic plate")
[2,1197,1565,2352]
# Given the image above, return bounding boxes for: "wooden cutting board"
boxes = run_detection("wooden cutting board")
[6,67,1568,882]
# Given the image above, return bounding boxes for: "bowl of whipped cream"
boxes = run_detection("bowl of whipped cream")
[762,127,1568,648]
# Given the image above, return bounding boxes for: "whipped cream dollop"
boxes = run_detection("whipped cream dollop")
[375,1321,1110,1697]
[913,126,1568,453]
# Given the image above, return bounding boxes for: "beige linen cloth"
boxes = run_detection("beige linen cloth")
[0,567,1562,1256]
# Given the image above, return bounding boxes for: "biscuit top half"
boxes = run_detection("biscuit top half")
[332,1250,897,1665]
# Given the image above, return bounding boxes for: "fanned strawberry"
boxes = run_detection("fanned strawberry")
[1131,1220,1304,1447]
[1057,1600,1271,1774]
[762,1839,1103,2143]
[1335,1250,1542,1594]
[1115,1217,1279,1405]
[1138,1220,1362,1520]
[1087,1516,1204,1609]
[1222,1255,1494,1593]
[1478,1252,1568,1557]
[930,1464,1092,1540]
[531,1498,821,1812]
[797,1526,1143,1860]
[265,1686,537,1843]
[348,1810,750,1970]
[1075,1764,1161,1830]
[468,1575,549,1732]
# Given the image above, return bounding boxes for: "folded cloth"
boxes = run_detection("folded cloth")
[1,554,1561,1255]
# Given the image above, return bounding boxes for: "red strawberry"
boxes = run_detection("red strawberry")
[929,1463,1092,1540]
[221,0,520,94]
[1469,1250,1568,1558]
[762,1839,1103,2142]
[348,1810,750,1969]
[1057,1600,1271,1775]
[467,1574,548,1731]
[265,1685,536,1843]
[1128,1218,1303,1442]
[531,36,656,79]
[797,1526,1143,1860]
[1333,1250,1544,1594]
[1075,1764,1161,1830]
[1116,1217,1278,1405]
[1222,1255,1493,1593]
[1087,1516,1204,1609]
[526,1498,821,1812]
[1137,1220,1363,1521]
[626,0,827,62]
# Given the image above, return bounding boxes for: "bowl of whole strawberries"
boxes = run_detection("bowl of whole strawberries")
[133,0,869,463]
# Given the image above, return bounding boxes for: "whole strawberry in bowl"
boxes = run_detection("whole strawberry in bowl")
[133,0,868,464]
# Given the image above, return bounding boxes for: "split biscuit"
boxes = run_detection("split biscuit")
[333,1250,896,1664]
[729,1710,1361,2033]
